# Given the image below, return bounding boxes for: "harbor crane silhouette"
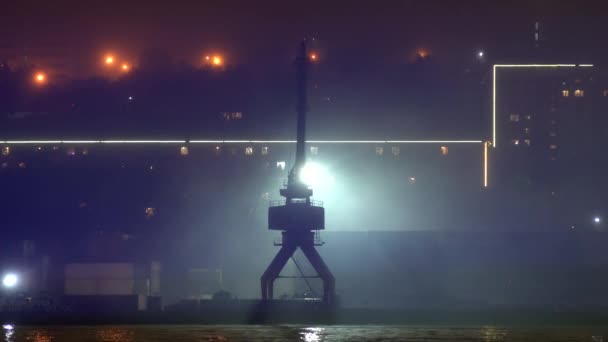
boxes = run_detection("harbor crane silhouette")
[261,40,335,304]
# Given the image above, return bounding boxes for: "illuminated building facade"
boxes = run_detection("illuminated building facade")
[492,65,608,228]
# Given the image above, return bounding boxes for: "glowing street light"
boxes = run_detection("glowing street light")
[416,49,429,59]
[2,273,17,288]
[594,216,601,224]
[477,50,484,58]
[105,55,115,65]
[212,56,223,66]
[34,72,46,84]
[309,53,318,61]
[121,63,130,72]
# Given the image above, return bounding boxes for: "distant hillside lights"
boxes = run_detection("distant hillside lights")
[204,54,224,68]
[34,72,47,85]
[103,53,131,74]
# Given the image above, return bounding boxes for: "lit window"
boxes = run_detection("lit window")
[440,146,448,156]
[1,146,9,156]
[562,90,569,97]
[549,144,558,150]
[523,127,530,135]
[214,146,221,154]
[261,146,268,155]
[18,162,26,168]
[509,114,520,122]
[524,139,531,146]
[261,192,270,200]
[375,146,384,155]
[221,112,243,121]
[180,146,189,156]
[574,89,584,97]
[67,148,76,156]
[512,139,519,146]
[245,147,253,156]
[310,146,318,155]
[276,161,286,170]
[145,207,156,219]
[408,177,416,185]
[525,115,532,120]
[391,146,400,156]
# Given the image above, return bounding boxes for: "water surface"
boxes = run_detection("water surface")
[2,324,608,341]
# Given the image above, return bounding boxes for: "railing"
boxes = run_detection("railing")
[273,231,324,246]
[269,199,323,207]
[314,230,324,246]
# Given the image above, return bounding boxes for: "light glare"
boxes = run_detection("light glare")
[2,273,17,288]
[300,162,334,189]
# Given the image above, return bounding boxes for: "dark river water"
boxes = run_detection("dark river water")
[2,324,608,341]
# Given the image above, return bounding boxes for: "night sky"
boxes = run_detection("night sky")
[1,1,606,139]
[2,1,606,77]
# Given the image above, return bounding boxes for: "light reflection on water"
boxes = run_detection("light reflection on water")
[1,324,608,341]
[2,325,13,342]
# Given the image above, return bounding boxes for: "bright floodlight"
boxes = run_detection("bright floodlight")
[594,217,601,224]
[2,273,17,288]
[300,162,334,189]
[478,51,484,58]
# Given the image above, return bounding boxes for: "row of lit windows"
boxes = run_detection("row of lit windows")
[221,112,243,121]
[564,89,608,97]
[182,145,450,157]
[2,145,452,158]
[512,139,559,150]
[509,114,532,122]
[512,139,531,146]
[562,89,584,97]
